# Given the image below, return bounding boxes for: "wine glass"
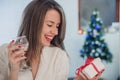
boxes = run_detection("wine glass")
[13,35,31,71]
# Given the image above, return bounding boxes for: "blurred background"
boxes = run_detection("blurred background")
[0,0,119,80]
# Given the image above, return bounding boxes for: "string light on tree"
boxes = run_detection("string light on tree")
[78,29,86,34]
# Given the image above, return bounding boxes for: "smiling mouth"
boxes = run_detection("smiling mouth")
[45,35,54,42]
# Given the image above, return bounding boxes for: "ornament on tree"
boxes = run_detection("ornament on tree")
[80,8,113,63]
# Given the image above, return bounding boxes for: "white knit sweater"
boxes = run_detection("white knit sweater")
[0,44,69,80]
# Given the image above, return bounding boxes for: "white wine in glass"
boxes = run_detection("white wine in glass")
[13,35,31,71]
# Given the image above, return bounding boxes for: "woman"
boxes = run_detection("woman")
[0,0,101,80]
[0,0,68,80]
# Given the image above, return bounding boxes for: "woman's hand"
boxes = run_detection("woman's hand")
[8,40,27,72]
[74,72,102,80]
[8,40,27,80]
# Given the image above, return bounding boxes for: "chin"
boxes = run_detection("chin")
[42,43,50,46]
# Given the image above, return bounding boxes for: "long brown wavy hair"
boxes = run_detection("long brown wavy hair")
[17,0,66,64]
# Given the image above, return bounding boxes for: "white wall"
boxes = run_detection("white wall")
[0,0,31,44]
[0,0,119,80]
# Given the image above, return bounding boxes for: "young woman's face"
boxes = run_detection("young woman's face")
[41,9,60,46]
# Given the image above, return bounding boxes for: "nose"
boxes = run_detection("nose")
[51,26,58,35]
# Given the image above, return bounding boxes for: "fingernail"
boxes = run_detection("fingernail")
[11,40,14,43]
[24,51,27,52]
[18,45,21,48]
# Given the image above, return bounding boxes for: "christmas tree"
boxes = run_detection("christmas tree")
[80,9,113,63]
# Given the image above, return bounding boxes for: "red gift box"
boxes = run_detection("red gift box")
[75,56,105,79]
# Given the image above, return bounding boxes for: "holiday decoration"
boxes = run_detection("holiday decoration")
[80,9,113,63]
[76,56,105,79]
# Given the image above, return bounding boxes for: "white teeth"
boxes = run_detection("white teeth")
[46,36,53,40]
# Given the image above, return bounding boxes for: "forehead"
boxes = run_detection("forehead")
[44,9,61,23]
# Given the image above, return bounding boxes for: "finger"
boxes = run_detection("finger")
[8,45,22,56]
[93,73,102,80]
[74,76,80,80]
[8,40,22,51]
[8,40,15,57]
[80,73,87,80]
[74,75,87,80]
[15,56,27,63]
[11,50,26,59]
[10,45,22,52]
[95,73,102,79]
[8,40,14,48]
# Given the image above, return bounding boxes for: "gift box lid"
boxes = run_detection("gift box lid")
[92,58,105,71]
[82,64,98,79]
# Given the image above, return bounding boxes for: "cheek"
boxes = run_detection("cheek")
[41,33,46,45]
[42,25,49,33]
[41,25,48,35]
[41,30,45,41]
[40,28,51,46]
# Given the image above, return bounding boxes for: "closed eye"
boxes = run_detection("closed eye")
[47,24,52,27]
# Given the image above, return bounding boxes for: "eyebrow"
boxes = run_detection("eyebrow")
[49,21,54,23]
[46,20,60,25]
